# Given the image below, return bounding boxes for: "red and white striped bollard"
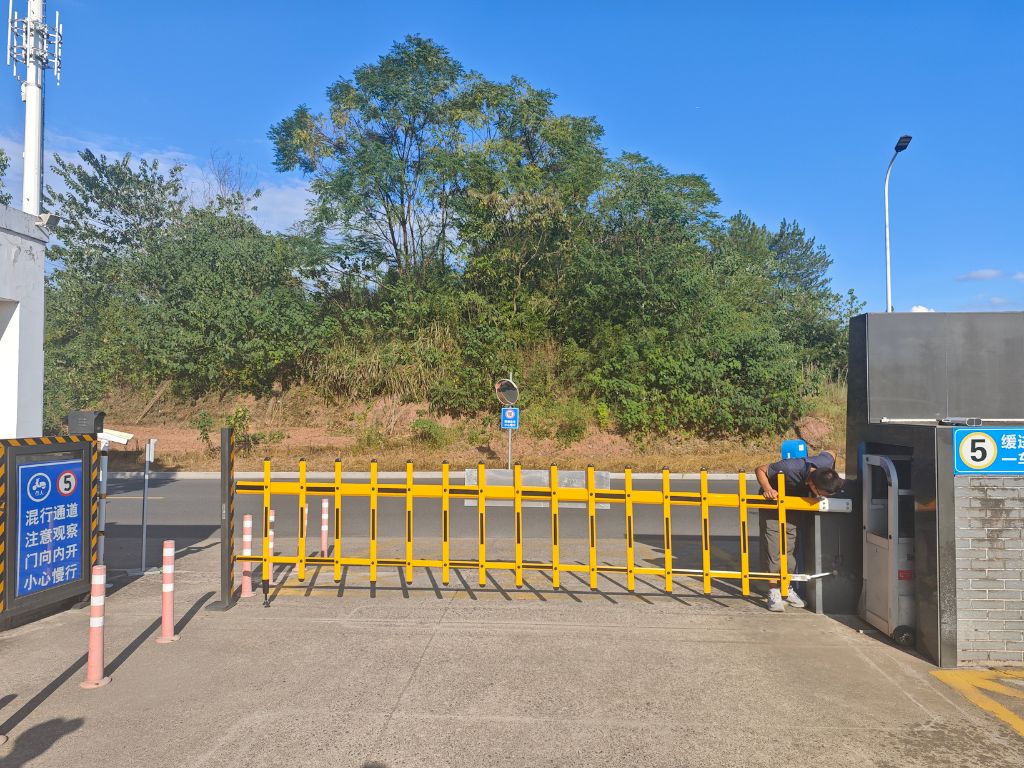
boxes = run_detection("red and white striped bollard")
[80,564,111,688]
[156,540,179,643]
[321,499,329,556]
[241,514,254,597]
[268,508,276,585]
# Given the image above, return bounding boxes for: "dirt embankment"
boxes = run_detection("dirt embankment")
[97,385,846,474]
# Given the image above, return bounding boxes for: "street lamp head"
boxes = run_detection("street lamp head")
[894,135,912,152]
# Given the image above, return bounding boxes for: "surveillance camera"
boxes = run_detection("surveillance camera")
[98,429,134,446]
[37,212,60,230]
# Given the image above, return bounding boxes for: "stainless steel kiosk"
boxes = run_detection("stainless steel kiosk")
[834,312,1024,667]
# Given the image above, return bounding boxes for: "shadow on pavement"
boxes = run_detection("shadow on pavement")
[0,590,213,746]
[0,652,87,746]
[101,523,219,597]
[1,718,83,768]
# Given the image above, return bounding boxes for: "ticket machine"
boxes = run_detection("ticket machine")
[860,453,916,646]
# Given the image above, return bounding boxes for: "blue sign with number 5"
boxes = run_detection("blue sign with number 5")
[954,428,1024,475]
[16,458,86,597]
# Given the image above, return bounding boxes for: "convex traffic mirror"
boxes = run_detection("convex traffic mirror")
[494,378,519,406]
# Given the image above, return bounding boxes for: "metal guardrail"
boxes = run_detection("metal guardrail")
[209,429,846,608]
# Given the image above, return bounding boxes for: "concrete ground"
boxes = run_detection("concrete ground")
[2,479,1023,766]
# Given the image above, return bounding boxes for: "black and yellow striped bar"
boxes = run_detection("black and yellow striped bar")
[0,441,6,614]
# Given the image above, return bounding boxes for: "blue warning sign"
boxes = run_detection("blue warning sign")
[16,458,86,597]
[501,407,519,430]
[954,428,1024,475]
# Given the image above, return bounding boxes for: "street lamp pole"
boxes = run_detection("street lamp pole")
[884,134,912,312]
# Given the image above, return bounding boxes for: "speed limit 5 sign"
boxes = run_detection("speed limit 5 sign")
[954,428,1024,475]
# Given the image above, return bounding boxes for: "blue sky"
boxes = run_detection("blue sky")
[2,1,1021,312]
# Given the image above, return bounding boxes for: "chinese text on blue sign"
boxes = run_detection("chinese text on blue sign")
[16,459,86,597]
[501,407,519,430]
[954,428,1024,475]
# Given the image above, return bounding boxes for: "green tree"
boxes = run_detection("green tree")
[458,77,606,315]
[42,151,188,428]
[0,148,11,206]
[714,213,855,373]
[270,35,477,286]
[135,202,326,395]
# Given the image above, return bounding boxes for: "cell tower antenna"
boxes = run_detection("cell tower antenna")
[6,0,63,216]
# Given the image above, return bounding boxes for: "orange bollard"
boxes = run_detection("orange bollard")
[321,499,329,556]
[268,508,276,585]
[241,515,254,598]
[80,564,111,688]
[156,540,179,643]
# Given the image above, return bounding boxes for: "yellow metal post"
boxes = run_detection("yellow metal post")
[514,462,523,588]
[405,460,414,584]
[298,458,307,582]
[262,458,271,587]
[550,464,560,589]
[333,459,342,582]
[441,461,450,585]
[700,470,712,595]
[369,460,378,584]
[662,467,673,593]
[625,466,635,592]
[777,473,789,597]
[587,464,597,590]
[477,462,487,588]
[738,471,750,596]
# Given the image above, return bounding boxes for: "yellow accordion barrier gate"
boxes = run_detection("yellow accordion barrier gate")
[208,429,843,609]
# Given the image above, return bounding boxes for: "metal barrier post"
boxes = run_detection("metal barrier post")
[208,427,235,611]
[738,471,750,596]
[262,458,272,603]
[405,460,414,584]
[513,462,523,588]
[587,464,597,590]
[700,470,711,594]
[441,462,450,585]
[369,460,378,584]
[550,465,560,589]
[477,462,487,587]
[297,458,307,582]
[333,459,342,582]
[777,474,789,597]
[662,467,673,592]
[625,466,635,592]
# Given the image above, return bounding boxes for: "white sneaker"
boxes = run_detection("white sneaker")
[766,588,785,612]
[786,588,806,609]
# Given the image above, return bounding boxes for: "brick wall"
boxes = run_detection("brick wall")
[954,476,1024,665]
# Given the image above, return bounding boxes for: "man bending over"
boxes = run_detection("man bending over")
[755,450,843,612]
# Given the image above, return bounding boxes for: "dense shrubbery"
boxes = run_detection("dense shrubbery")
[42,35,860,438]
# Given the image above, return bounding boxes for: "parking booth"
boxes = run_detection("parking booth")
[0,435,98,631]
[825,312,1024,667]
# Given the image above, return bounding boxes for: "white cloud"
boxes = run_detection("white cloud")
[250,180,313,234]
[910,305,935,312]
[990,297,1009,306]
[956,269,1004,281]
[1,131,310,233]
[1014,272,1024,281]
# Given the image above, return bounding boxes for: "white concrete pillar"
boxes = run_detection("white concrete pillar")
[0,204,46,438]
